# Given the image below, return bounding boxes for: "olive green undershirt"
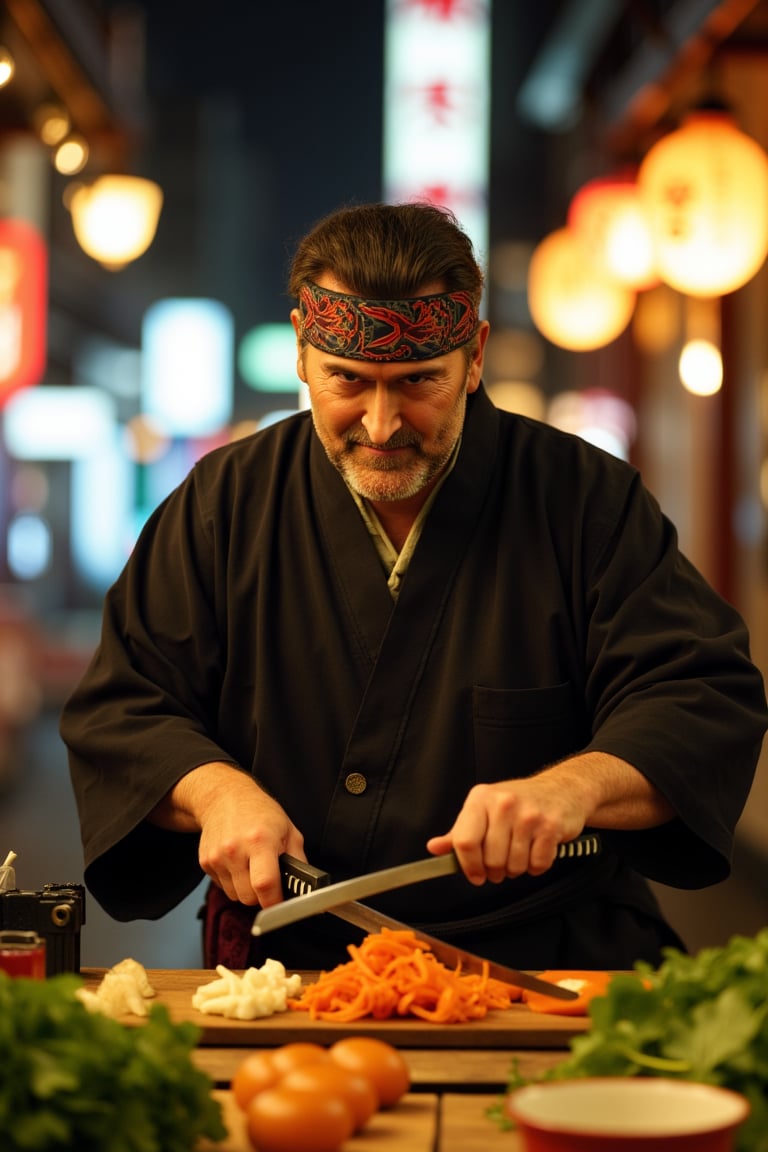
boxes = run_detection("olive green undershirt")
[348,439,461,600]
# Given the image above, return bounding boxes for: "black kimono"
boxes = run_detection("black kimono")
[60,385,768,970]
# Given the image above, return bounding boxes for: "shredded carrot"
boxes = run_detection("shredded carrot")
[288,928,522,1023]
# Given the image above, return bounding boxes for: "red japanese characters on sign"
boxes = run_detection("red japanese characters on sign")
[384,0,490,262]
[0,218,47,405]
[397,0,487,18]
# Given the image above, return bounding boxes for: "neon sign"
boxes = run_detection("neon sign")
[0,218,47,404]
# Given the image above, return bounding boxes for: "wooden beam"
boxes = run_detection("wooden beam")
[4,0,114,135]
[600,0,764,154]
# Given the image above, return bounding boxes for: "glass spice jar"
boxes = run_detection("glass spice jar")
[0,930,46,978]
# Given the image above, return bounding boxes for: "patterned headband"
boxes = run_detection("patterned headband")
[298,282,479,361]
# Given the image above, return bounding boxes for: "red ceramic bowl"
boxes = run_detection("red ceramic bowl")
[506,1078,750,1152]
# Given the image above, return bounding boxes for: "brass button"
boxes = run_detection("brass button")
[344,772,367,795]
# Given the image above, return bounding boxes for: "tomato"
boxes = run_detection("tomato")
[232,1043,330,1113]
[328,1037,410,1108]
[231,1051,281,1110]
[269,1042,330,1075]
[246,1084,353,1152]
[280,1061,378,1131]
[523,970,614,1016]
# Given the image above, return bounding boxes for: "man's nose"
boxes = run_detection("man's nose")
[361,384,403,444]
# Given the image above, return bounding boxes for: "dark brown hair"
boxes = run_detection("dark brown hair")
[288,202,484,307]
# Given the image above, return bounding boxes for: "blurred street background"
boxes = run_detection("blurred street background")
[1,0,767,966]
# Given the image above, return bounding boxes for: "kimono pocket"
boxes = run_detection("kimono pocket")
[472,681,578,781]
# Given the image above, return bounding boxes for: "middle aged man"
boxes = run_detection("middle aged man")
[61,202,768,973]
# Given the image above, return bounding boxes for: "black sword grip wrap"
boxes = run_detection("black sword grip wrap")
[556,833,601,859]
[279,854,332,898]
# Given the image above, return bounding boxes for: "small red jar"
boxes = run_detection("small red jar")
[0,930,46,978]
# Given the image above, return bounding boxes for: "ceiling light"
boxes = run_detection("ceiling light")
[54,135,89,175]
[68,175,163,269]
[33,103,70,146]
[679,339,723,395]
[0,48,15,88]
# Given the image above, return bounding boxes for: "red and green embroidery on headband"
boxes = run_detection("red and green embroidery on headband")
[298,282,479,361]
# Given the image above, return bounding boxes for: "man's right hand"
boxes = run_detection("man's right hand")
[149,762,305,908]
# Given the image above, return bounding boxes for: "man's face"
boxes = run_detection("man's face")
[291,277,488,505]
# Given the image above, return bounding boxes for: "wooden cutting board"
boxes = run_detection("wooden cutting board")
[198,1092,518,1152]
[82,968,590,1049]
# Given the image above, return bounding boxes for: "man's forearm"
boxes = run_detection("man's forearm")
[148,761,257,832]
[540,751,676,830]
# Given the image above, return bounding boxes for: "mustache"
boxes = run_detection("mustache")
[346,431,420,450]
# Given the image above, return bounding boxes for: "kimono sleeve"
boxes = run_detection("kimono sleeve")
[60,463,236,919]
[580,471,767,888]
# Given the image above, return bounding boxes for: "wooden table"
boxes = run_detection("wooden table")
[82,968,580,1150]
[200,1091,523,1152]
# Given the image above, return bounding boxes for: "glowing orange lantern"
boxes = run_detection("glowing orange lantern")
[568,171,658,291]
[638,109,768,297]
[0,218,47,405]
[527,227,636,351]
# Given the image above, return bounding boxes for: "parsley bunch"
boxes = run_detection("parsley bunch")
[0,972,227,1151]
[491,928,768,1152]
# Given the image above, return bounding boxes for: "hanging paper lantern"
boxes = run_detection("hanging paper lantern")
[568,171,659,291]
[527,227,636,351]
[638,109,768,297]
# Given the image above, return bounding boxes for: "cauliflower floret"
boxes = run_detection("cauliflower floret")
[75,988,103,1013]
[111,957,156,997]
[76,958,155,1018]
[192,959,302,1019]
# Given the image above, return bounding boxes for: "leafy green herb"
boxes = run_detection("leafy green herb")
[488,928,768,1152]
[0,971,227,1151]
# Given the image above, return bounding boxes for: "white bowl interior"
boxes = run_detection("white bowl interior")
[510,1079,749,1136]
